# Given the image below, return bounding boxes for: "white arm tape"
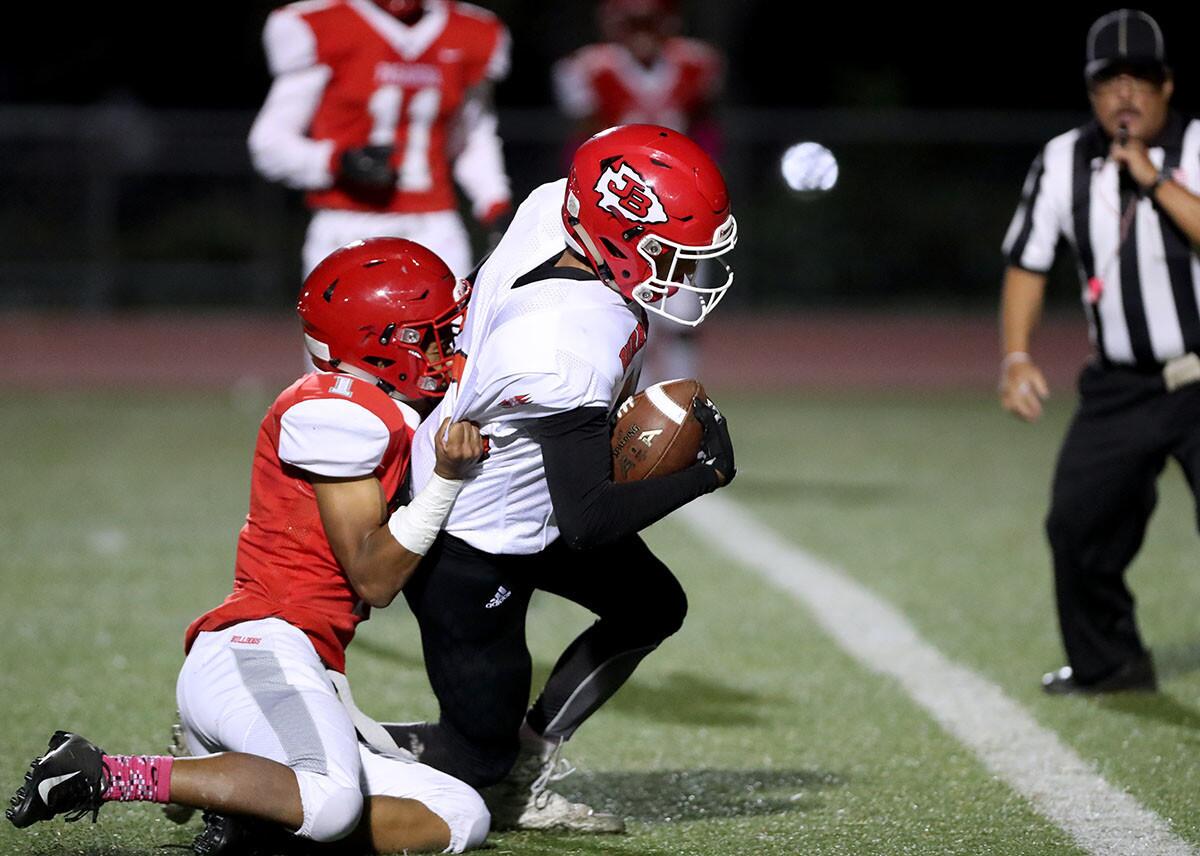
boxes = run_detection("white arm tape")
[386,474,464,555]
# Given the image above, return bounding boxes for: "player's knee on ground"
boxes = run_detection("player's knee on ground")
[359,745,491,851]
[294,770,363,843]
[419,778,490,852]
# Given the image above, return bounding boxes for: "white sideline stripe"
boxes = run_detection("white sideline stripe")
[677,493,1196,856]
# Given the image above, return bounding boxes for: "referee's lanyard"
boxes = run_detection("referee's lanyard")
[1087,176,1142,305]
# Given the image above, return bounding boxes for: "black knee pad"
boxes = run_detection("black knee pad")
[628,575,688,642]
[657,579,688,638]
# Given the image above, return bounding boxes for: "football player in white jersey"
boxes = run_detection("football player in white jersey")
[367,124,738,832]
[553,0,726,388]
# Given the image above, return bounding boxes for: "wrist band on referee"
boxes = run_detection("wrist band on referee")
[1000,351,1032,372]
[387,474,464,555]
[1149,170,1170,198]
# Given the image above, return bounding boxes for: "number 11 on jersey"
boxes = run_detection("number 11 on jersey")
[367,85,442,193]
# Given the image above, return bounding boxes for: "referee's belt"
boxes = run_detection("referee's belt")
[1108,353,1200,390]
[1163,353,1200,391]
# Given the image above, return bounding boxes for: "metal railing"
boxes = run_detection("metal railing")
[0,104,1090,310]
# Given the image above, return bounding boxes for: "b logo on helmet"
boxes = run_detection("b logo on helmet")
[595,162,668,224]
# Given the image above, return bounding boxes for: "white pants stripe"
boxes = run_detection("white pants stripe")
[232,647,328,775]
[303,209,473,278]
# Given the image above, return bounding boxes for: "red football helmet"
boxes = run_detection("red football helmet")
[600,0,678,65]
[562,124,737,327]
[600,0,680,42]
[297,238,468,400]
[372,0,425,24]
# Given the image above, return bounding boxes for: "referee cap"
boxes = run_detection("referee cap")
[1085,9,1167,84]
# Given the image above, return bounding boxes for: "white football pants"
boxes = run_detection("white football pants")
[303,209,473,278]
[176,618,488,852]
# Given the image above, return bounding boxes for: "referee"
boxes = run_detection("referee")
[1000,9,1200,694]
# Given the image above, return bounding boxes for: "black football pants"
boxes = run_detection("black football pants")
[391,531,687,788]
[1045,362,1200,683]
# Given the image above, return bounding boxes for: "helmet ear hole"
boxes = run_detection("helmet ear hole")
[599,237,627,259]
[363,356,395,369]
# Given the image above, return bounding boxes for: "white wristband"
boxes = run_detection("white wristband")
[386,474,464,556]
[1000,351,1032,372]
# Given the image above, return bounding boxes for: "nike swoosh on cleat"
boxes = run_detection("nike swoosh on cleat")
[37,772,80,805]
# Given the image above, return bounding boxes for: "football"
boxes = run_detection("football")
[611,379,707,482]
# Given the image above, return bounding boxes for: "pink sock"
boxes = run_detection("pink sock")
[101,754,174,803]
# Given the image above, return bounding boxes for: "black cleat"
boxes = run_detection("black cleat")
[6,731,108,828]
[193,811,314,856]
[193,813,247,856]
[1042,652,1158,695]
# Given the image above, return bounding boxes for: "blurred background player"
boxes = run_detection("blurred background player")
[249,0,513,287]
[6,239,489,855]
[553,0,724,386]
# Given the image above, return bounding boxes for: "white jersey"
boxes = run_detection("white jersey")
[411,179,647,554]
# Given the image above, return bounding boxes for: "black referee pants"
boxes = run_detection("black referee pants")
[1046,361,1200,683]
[392,531,687,788]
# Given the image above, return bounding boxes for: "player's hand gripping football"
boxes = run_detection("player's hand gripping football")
[433,418,486,480]
[694,397,735,486]
[339,145,398,190]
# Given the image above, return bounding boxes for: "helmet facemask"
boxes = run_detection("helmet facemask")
[302,281,468,401]
[628,215,737,327]
[401,295,469,396]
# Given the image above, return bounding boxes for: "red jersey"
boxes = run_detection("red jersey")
[260,0,509,215]
[185,373,419,672]
[553,38,722,133]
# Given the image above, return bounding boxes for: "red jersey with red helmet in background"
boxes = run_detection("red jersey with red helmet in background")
[553,37,721,134]
[258,0,509,215]
[185,372,420,672]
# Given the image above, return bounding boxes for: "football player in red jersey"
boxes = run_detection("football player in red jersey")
[553,0,725,387]
[249,0,513,282]
[553,0,723,149]
[5,240,490,854]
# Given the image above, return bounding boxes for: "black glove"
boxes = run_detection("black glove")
[338,146,397,190]
[693,396,735,486]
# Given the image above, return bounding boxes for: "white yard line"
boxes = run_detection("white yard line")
[677,493,1195,856]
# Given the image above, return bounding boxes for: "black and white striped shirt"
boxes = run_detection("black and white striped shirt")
[1004,112,1200,368]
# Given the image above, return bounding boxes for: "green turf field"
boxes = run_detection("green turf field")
[3,389,1200,855]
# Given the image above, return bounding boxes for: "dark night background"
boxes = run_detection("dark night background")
[5,3,1197,111]
[1,2,1198,311]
